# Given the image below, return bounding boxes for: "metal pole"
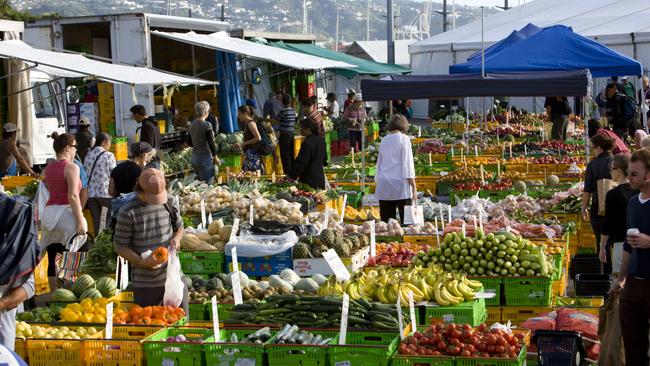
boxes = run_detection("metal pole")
[442,0,448,32]
[367,0,371,41]
[387,0,395,65]
[335,1,340,51]
[361,118,366,195]
[220,4,225,21]
[481,6,485,78]
[192,45,197,104]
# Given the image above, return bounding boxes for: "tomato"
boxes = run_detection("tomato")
[413,331,423,339]
[508,351,518,358]
[447,345,461,356]
[496,336,507,346]
[447,323,457,333]
[461,350,471,357]
[450,338,461,345]
[509,337,518,346]
[432,333,442,343]
[486,334,497,345]
[477,323,487,332]
[478,342,487,352]
[487,344,496,353]
[480,352,491,358]
[451,330,462,339]
[438,341,447,351]
[432,350,441,356]
[496,345,506,354]
[465,344,476,353]
[515,332,525,340]
[462,330,474,339]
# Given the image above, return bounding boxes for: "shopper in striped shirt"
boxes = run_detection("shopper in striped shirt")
[277,94,297,173]
[114,168,187,311]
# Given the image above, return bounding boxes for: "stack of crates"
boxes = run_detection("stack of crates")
[110,136,129,161]
[97,82,116,136]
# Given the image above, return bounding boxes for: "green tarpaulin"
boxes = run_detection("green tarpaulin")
[271,41,410,78]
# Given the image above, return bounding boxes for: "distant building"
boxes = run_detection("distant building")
[345,40,415,67]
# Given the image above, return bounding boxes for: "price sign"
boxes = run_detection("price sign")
[211,296,220,339]
[369,221,376,257]
[338,293,350,345]
[200,199,207,229]
[105,302,114,339]
[397,295,405,339]
[408,291,417,335]
[230,218,240,243]
[231,246,239,272]
[207,212,213,224]
[249,204,254,226]
[339,195,348,224]
[322,249,351,282]
[231,271,243,305]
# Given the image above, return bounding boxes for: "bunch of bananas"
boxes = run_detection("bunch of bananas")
[318,266,484,307]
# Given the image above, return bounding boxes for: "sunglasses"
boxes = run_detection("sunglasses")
[69,144,77,148]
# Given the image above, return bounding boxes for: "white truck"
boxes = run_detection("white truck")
[1,19,67,166]
[25,13,229,141]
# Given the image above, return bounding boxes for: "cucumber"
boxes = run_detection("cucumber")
[312,335,322,345]
[319,297,343,306]
[276,324,291,340]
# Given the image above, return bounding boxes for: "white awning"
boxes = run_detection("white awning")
[0,40,216,85]
[151,30,356,70]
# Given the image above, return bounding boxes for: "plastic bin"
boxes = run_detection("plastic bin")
[84,338,143,366]
[266,330,337,366]
[569,254,601,280]
[329,332,398,366]
[469,276,502,307]
[574,274,612,298]
[532,330,586,366]
[456,345,526,366]
[421,298,487,326]
[143,327,212,366]
[178,251,224,275]
[204,328,273,366]
[502,277,552,307]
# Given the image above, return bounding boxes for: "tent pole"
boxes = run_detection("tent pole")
[192,45,198,104]
[480,6,485,78]
[583,96,590,162]
[361,117,366,197]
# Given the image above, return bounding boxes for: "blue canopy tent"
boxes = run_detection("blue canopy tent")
[450,25,643,77]
[216,51,244,133]
[465,23,541,63]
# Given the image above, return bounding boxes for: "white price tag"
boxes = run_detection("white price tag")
[451,146,455,158]
[474,146,479,157]
[335,362,351,366]
[249,204,254,226]
[231,271,243,305]
[231,247,239,272]
[200,199,207,229]
[235,360,256,366]
[105,302,114,339]
[322,249,351,282]
[417,126,422,137]
[211,296,220,339]
[162,359,174,366]
[271,172,276,183]
[321,210,330,234]
[369,221,376,257]
[99,207,108,234]
[207,212,213,224]
[448,206,452,224]
[397,295,405,339]
[428,152,433,166]
[230,218,239,243]
[338,293,350,345]
[434,217,440,244]
[408,291,417,335]
[461,222,466,237]
[117,256,129,291]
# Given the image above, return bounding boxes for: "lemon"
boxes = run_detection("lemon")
[81,313,94,323]
[93,314,106,323]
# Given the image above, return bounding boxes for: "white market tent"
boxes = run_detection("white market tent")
[0,39,216,85]
[408,0,650,117]
[346,40,415,67]
[151,30,356,70]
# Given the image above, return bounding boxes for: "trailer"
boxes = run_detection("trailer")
[25,13,229,141]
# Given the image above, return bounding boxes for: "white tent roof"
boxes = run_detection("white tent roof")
[410,0,650,53]
[346,40,415,66]
[151,30,356,70]
[0,39,216,85]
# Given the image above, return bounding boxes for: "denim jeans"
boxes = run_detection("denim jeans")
[191,153,215,184]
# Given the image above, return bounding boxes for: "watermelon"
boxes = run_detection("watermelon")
[51,288,77,302]
[79,288,103,301]
[95,277,117,298]
[72,274,96,298]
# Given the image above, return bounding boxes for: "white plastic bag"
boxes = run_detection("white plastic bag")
[163,248,184,307]
[403,205,424,225]
[34,182,49,223]
[612,242,624,273]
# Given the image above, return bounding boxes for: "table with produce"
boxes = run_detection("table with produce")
[5,113,603,366]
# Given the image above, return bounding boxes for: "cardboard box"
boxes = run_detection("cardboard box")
[292,247,369,276]
[225,249,293,276]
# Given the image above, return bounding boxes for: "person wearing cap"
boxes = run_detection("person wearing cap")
[130,105,161,168]
[75,117,95,163]
[114,168,187,310]
[621,76,636,100]
[343,94,368,152]
[188,101,220,184]
[0,123,37,178]
[263,92,283,121]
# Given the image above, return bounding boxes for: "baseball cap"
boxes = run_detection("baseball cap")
[354,94,363,102]
[245,98,258,109]
[79,116,91,126]
[138,168,167,205]
[621,76,628,80]
[2,123,17,133]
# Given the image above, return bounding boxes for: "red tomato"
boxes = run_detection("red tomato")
[487,345,496,353]
[481,352,491,358]
[461,350,471,357]
[496,345,506,354]
[432,351,441,356]
[447,345,461,356]
[486,334,497,345]
[438,341,447,351]
[450,338,461,345]
[447,323,457,333]
[478,342,487,352]
[413,331,423,339]
[496,336,507,346]
[462,324,472,331]
[477,323,487,332]
[451,330,462,339]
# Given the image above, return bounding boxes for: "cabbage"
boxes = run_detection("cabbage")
[215,133,228,144]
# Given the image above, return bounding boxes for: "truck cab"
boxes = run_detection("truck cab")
[28,70,66,166]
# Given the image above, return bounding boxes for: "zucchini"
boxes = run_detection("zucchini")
[276,324,291,340]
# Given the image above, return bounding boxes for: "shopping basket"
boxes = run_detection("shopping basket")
[532,330,587,366]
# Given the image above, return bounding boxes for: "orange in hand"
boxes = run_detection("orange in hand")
[152,247,169,263]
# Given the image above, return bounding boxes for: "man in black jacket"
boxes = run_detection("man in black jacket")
[604,83,631,140]
[289,118,327,190]
[544,96,572,140]
[130,105,161,168]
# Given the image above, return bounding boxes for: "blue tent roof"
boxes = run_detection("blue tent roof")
[450,25,643,77]
[466,30,525,62]
[519,23,542,38]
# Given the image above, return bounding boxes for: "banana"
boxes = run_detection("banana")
[385,285,398,304]
[446,280,464,298]
[376,286,389,304]
[433,283,451,306]
[464,278,484,291]
[440,285,463,306]
[404,283,425,300]
[418,278,431,301]
[457,281,476,301]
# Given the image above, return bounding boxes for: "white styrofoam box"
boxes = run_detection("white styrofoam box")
[292,246,369,276]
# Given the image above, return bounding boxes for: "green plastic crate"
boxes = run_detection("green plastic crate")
[207,302,234,321]
[221,154,242,167]
[456,345,527,366]
[204,328,272,366]
[178,251,224,275]
[143,327,213,366]
[266,330,337,366]
[421,298,487,326]
[503,277,553,306]
[329,332,398,366]
[469,276,502,307]
[188,302,208,321]
[391,340,456,366]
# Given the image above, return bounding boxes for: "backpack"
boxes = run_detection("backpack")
[254,120,277,156]
[622,95,640,122]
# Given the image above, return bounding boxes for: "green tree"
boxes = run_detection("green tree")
[0,0,58,20]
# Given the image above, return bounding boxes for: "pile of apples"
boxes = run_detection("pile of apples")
[398,323,525,358]
[367,243,431,267]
